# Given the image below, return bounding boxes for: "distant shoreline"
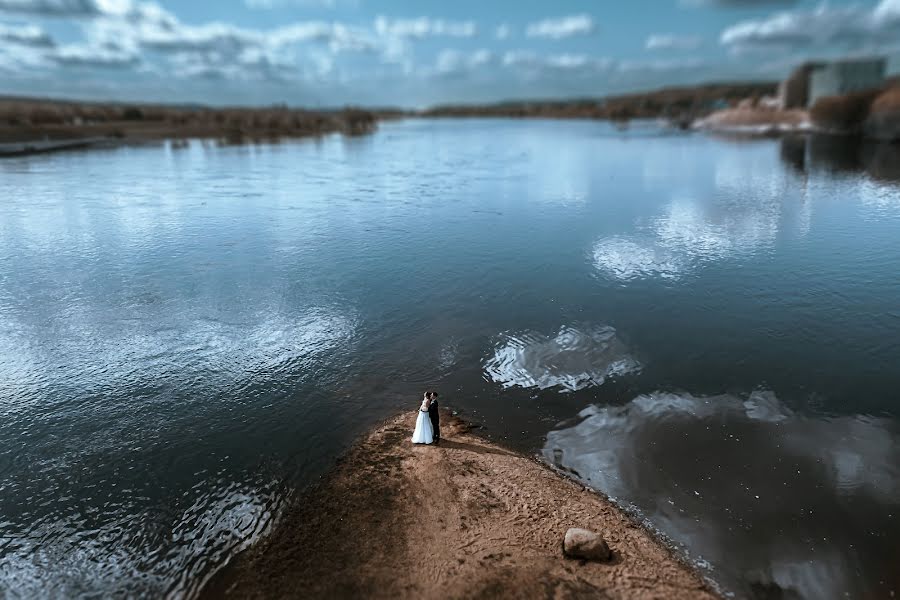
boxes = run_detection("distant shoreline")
[0,137,117,157]
[4,76,898,158]
[202,410,719,599]
[0,103,378,157]
[0,82,777,156]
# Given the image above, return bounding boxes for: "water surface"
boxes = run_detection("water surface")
[1,120,898,599]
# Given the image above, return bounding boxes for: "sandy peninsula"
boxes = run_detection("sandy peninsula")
[202,410,718,599]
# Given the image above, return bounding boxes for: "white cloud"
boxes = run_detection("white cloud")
[683,0,799,6]
[501,49,535,67]
[51,42,139,67]
[720,1,900,52]
[0,0,100,16]
[46,2,387,82]
[0,38,48,71]
[502,49,611,72]
[545,53,590,69]
[0,0,395,84]
[875,0,900,21]
[434,48,492,75]
[0,22,54,46]
[0,0,181,21]
[435,48,462,73]
[0,0,768,104]
[270,22,376,53]
[373,16,476,39]
[617,57,707,73]
[140,23,257,53]
[245,0,355,8]
[646,33,702,51]
[525,14,595,39]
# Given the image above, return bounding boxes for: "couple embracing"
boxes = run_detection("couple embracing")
[411,391,441,445]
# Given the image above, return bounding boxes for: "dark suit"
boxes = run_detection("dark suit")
[428,400,440,441]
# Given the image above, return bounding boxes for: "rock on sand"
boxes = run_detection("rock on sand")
[563,528,612,562]
[203,410,718,599]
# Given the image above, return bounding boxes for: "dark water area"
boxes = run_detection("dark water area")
[1,119,898,599]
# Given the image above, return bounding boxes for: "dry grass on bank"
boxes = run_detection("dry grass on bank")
[810,88,884,134]
[870,86,900,113]
[0,99,377,144]
[864,87,900,141]
[421,82,777,121]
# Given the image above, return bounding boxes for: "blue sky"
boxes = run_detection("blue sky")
[0,0,898,107]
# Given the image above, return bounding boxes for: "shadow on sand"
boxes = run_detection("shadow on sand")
[438,439,518,458]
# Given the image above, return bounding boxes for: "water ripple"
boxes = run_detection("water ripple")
[0,477,283,599]
[592,237,684,282]
[483,324,641,392]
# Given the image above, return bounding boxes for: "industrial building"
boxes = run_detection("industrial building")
[778,57,886,109]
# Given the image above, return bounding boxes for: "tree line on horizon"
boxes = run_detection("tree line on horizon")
[0,98,378,144]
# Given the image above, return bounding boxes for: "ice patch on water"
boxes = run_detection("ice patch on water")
[483,324,640,392]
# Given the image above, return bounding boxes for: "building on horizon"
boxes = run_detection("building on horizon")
[778,57,886,109]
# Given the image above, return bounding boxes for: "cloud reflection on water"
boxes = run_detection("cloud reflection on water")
[0,477,282,599]
[0,302,355,598]
[593,191,795,282]
[543,391,900,600]
[0,305,357,421]
[592,237,685,281]
[483,324,640,392]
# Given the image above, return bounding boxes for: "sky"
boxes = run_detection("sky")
[0,0,898,107]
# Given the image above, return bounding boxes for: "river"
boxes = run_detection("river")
[1,119,898,599]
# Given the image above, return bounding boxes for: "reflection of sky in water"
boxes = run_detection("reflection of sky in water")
[593,189,808,282]
[1,121,900,598]
[544,392,900,600]
[593,188,811,281]
[0,156,360,597]
[0,306,356,420]
[654,195,779,261]
[483,324,640,392]
[0,478,281,598]
[860,178,900,220]
[0,301,353,597]
[593,138,824,283]
[592,237,685,281]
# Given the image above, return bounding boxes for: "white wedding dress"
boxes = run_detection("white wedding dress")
[411,400,434,444]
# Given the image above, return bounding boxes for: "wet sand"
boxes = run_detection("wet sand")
[202,410,718,599]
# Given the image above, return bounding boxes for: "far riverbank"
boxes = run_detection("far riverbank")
[0,99,378,157]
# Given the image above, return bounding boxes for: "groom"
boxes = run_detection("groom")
[427,391,440,444]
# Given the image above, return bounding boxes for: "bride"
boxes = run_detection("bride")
[411,393,434,444]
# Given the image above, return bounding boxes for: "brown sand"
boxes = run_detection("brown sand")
[203,410,719,599]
